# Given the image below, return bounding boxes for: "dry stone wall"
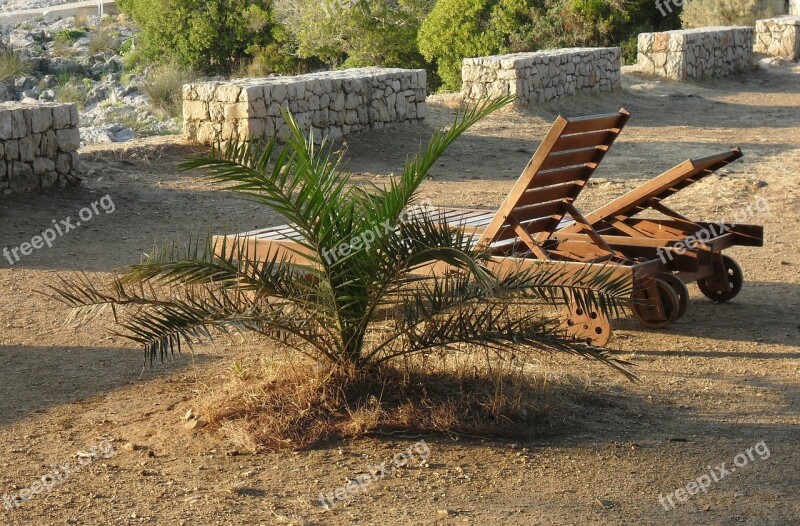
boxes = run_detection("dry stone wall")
[755,17,800,60]
[183,67,427,145]
[637,27,754,80]
[0,102,82,194]
[461,48,621,105]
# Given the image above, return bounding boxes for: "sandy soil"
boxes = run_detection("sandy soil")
[0,63,798,525]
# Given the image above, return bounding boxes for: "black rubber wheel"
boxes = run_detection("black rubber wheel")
[697,255,743,303]
[658,273,689,320]
[633,278,680,329]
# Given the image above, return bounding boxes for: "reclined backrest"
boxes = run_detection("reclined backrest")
[478,108,631,257]
[581,148,743,228]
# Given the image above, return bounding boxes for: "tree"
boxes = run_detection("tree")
[274,0,434,74]
[418,0,510,91]
[117,0,296,75]
[52,98,634,379]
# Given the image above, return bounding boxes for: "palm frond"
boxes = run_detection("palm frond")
[371,300,637,380]
[358,96,513,227]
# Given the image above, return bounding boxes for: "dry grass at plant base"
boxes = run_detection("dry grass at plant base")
[196,340,627,452]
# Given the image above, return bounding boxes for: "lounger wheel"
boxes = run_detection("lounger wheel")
[559,297,612,347]
[658,273,688,320]
[632,278,680,329]
[697,255,743,303]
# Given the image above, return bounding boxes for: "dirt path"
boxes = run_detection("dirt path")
[0,64,798,525]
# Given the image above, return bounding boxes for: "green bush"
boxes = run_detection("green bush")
[141,61,195,118]
[55,77,86,108]
[419,0,681,91]
[54,28,85,42]
[117,0,295,76]
[275,0,434,77]
[418,0,510,92]
[88,28,119,55]
[52,30,83,58]
[681,0,783,27]
[0,48,32,83]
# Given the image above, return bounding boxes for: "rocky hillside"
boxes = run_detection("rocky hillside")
[1,12,185,145]
[0,0,71,12]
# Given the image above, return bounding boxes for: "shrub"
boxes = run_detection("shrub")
[117,0,293,76]
[681,0,783,27]
[51,30,84,58]
[418,0,509,92]
[275,0,434,75]
[0,48,32,83]
[54,28,85,42]
[51,60,87,79]
[88,28,119,55]
[141,61,195,118]
[202,352,613,450]
[55,77,86,108]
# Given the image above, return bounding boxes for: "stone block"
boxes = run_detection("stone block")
[9,161,37,192]
[56,127,81,152]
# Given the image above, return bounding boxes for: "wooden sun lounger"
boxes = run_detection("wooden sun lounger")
[556,147,764,317]
[214,109,681,346]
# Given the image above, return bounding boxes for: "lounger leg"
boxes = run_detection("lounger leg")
[559,291,613,346]
[702,252,733,293]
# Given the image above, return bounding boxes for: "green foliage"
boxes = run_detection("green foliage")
[0,48,32,84]
[141,61,196,118]
[55,28,85,42]
[51,30,85,58]
[55,77,86,108]
[275,0,434,76]
[117,0,295,76]
[88,28,119,55]
[52,60,88,81]
[418,0,507,92]
[419,0,681,91]
[51,99,635,381]
[119,38,134,55]
[681,0,783,27]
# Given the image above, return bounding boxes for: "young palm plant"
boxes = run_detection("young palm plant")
[52,98,635,384]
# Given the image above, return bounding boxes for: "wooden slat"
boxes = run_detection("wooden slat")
[492,216,557,241]
[563,202,618,257]
[540,147,602,170]
[212,235,316,266]
[516,182,582,207]
[533,165,590,188]
[561,110,629,135]
[511,200,566,223]
[551,130,617,152]
[508,215,550,259]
